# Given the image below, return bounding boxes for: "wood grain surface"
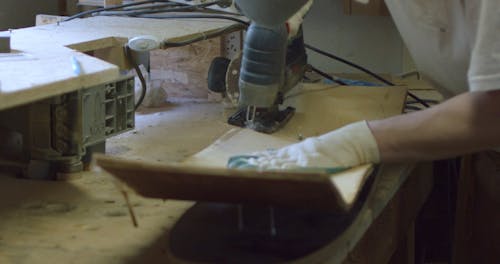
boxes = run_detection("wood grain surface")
[96,84,408,211]
[0,16,236,111]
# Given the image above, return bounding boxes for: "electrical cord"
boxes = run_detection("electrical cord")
[309,66,346,85]
[63,0,174,22]
[121,2,180,11]
[136,13,430,109]
[125,46,147,111]
[136,13,250,25]
[69,2,429,109]
[97,7,199,16]
[304,43,430,108]
[405,93,431,108]
[313,63,432,109]
[131,11,431,109]
[123,15,243,111]
[406,99,439,105]
[96,1,225,17]
[305,43,393,86]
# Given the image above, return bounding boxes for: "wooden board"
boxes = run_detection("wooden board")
[149,38,223,100]
[96,85,408,211]
[0,16,236,111]
[96,154,373,211]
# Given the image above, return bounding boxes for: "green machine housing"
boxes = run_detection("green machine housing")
[0,76,135,180]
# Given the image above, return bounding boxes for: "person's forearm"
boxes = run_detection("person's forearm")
[368,90,500,163]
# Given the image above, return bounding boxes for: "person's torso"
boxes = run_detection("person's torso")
[385,0,500,152]
[384,0,480,97]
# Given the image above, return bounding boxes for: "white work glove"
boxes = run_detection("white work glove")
[228,121,380,170]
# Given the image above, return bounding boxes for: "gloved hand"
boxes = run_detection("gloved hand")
[228,121,380,171]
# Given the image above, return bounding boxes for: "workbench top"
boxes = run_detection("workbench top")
[0,16,235,111]
[0,102,229,264]
[0,85,432,263]
[0,13,438,260]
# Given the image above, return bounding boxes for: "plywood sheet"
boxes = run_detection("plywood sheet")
[96,85,407,211]
[96,154,373,211]
[149,38,222,100]
[0,16,236,111]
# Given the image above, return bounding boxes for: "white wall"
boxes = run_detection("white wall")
[303,0,404,74]
[0,0,59,30]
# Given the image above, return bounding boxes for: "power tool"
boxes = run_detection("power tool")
[208,0,311,133]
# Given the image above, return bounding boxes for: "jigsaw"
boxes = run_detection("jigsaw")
[208,0,310,133]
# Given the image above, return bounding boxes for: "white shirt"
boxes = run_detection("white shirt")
[384,0,500,97]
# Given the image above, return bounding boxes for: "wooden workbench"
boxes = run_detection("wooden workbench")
[0,84,433,263]
[0,101,229,263]
[0,13,436,262]
[0,16,236,111]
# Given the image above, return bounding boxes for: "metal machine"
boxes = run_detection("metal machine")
[0,76,135,180]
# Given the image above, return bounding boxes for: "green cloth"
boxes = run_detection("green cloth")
[227,155,349,174]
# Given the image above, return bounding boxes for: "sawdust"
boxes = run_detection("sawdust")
[22,201,76,215]
[106,145,131,156]
[0,102,229,264]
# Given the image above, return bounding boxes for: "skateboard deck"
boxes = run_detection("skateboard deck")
[96,85,407,211]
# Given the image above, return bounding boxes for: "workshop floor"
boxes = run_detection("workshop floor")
[0,101,234,264]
